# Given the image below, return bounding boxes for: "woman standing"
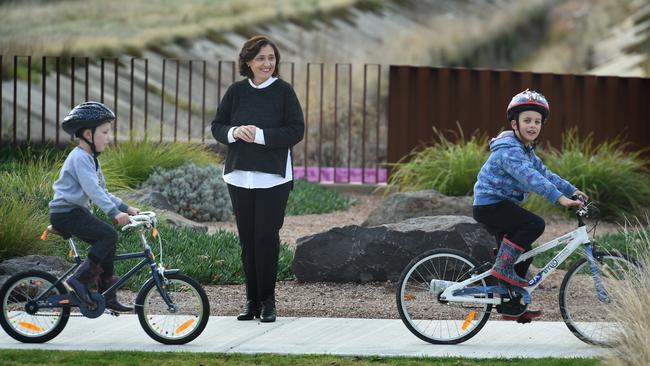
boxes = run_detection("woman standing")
[211,36,304,323]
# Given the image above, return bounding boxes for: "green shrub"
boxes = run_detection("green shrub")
[0,197,53,261]
[143,162,232,222]
[526,130,650,220]
[100,140,221,190]
[0,143,67,172]
[286,180,354,215]
[388,127,489,196]
[0,152,61,211]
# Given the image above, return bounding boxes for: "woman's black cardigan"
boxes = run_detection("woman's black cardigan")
[211,79,305,178]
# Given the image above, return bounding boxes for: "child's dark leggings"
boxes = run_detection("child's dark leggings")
[473,200,545,278]
[50,208,118,276]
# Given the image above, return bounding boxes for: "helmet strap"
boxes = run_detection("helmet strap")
[79,127,100,171]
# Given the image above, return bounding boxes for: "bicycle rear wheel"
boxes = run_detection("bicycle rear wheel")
[0,271,70,343]
[135,273,209,345]
[396,248,492,344]
[559,251,638,346]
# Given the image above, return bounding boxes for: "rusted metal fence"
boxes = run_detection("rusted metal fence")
[388,65,650,164]
[0,55,388,184]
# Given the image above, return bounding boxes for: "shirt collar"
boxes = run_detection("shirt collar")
[248,77,277,89]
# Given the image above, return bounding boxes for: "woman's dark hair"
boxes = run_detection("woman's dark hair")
[238,35,281,79]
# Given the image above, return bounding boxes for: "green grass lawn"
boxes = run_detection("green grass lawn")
[0,349,603,366]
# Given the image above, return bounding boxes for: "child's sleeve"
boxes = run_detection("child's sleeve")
[72,155,122,218]
[500,147,565,204]
[533,157,578,197]
[104,190,129,213]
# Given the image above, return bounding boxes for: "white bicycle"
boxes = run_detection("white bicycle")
[396,201,639,346]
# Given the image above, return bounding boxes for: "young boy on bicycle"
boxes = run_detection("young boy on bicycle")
[473,89,587,321]
[49,101,139,312]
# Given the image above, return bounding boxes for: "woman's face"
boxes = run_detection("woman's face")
[248,45,276,84]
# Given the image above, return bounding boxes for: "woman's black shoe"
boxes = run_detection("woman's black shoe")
[236,301,261,321]
[260,299,276,323]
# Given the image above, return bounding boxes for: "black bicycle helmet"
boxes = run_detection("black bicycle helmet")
[62,101,115,137]
[62,102,115,170]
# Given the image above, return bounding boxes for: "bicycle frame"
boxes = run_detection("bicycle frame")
[34,226,177,311]
[439,224,599,305]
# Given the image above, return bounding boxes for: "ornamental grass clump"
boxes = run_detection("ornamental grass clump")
[101,139,220,190]
[605,219,650,366]
[525,130,650,220]
[388,126,489,196]
[0,151,61,260]
[143,162,232,222]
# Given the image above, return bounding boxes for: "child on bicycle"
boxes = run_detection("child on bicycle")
[49,101,139,312]
[473,89,587,321]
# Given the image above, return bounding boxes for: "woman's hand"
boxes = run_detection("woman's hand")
[558,195,584,209]
[234,125,256,143]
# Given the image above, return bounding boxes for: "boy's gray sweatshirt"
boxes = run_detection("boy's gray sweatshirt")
[49,146,127,217]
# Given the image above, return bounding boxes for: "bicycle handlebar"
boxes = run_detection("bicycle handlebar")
[121,211,157,232]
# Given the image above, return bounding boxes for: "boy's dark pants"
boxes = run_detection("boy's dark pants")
[50,208,118,275]
[473,200,545,278]
[227,182,291,304]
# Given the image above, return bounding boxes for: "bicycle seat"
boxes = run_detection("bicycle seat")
[46,225,71,240]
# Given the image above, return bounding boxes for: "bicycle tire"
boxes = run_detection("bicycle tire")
[0,270,70,343]
[135,273,209,345]
[396,248,492,344]
[559,251,638,346]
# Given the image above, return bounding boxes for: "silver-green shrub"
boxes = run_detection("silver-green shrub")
[144,162,232,222]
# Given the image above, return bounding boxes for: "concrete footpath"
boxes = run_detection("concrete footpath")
[0,316,610,359]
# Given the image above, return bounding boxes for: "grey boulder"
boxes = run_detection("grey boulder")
[293,215,494,283]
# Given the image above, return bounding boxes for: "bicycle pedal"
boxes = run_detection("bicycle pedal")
[105,309,120,317]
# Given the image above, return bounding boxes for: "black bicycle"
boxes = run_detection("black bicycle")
[0,211,209,345]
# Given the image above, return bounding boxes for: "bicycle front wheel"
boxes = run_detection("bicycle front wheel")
[135,273,209,345]
[559,251,638,346]
[0,271,70,343]
[396,248,492,344]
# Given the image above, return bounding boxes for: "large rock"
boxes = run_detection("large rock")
[363,190,473,226]
[0,255,71,287]
[293,216,494,283]
[123,187,175,211]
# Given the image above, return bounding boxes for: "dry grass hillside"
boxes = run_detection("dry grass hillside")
[0,0,359,57]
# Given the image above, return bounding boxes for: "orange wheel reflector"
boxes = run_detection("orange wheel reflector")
[18,322,43,332]
[404,293,416,301]
[68,249,74,258]
[40,230,48,241]
[462,310,476,331]
[152,228,158,238]
[175,319,195,334]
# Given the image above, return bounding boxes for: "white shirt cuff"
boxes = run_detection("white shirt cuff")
[254,127,265,145]
[227,127,236,143]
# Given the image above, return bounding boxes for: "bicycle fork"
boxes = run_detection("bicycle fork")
[584,243,611,303]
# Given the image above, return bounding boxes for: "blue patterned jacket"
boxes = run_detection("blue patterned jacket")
[473,131,576,206]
